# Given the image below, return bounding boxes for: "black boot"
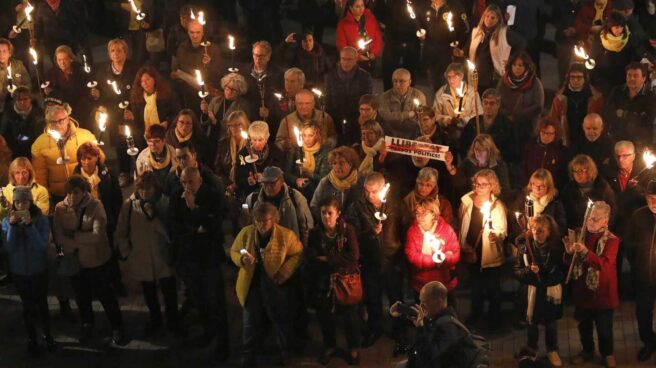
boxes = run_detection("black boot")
[79,323,93,344]
[43,335,57,353]
[59,299,77,324]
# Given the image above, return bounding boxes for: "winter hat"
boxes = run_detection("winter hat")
[12,186,33,202]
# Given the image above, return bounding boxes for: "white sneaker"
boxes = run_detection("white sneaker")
[547,351,562,367]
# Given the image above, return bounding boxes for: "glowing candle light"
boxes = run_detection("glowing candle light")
[107,80,121,95]
[374,183,391,222]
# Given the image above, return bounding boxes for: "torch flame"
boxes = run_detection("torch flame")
[446,12,454,32]
[643,149,656,169]
[25,1,34,22]
[195,69,204,87]
[574,45,589,60]
[357,38,372,50]
[228,35,235,50]
[240,129,248,140]
[274,92,283,100]
[480,201,493,223]
[293,126,303,148]
[82,54,91,74]
[98,112,107,131]
[413,98,420,107]
[7,64,12,80]
[587,198,594,209]
[107,80,121,95]
[47,129,61,141]
[128,0,139,13]
[467,60,476,71]
[378,183,391,203]
[406,1,416,19]
[190,10,206,25]
[29,48,37,65]
[124,125,131,137]
[311,88,322,97]
[455,81,465,97]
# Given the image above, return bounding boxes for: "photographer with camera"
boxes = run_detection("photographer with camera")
[390,281,489,368]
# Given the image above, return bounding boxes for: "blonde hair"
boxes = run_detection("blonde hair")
[467,134,502,165]
[472,168,501,195]
[526,169,558,202]
[221,72,248,95]
[248,120,270,140]
[107,38,128,56]
[568,154,598,181]
[54,45,75,63]
[476,5,505,43]
[416,198,441,217]
[8,157,35,185]
[226,110,250,136]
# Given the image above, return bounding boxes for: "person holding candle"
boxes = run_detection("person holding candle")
[275,89,337,152]
[404,167,455,227]
[405,198,460,304]
[1,157,50,218]
[432,62,482,151]
[310,146,363,219]
[352,120,386,177]
[518,116,570,190]
[31,103,104,202]
[135,124,178,187]
[262,68,305,146]
[241,41,284,120]
[563,201,619,367]
[1,186,55,356]
[45,45,92,128]
[0,38,30,116]
[0,86,45,159]
[283,121,330,200]
[514,214,564,367]
[458,169,507,328]
[307,196,361,365]
[126,65,180,133]
[201,72,250,144]
[335,0,383,73]
[235,121,284,201]
[165,109,212,167]
[118,0,157,68]
[378,68,426,139]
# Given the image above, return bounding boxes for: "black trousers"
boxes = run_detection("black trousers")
[470,266,502,318]
[70,262,123,330]
[13,272,50,341]
[575,307,614,357]
[527,320,558,351]
[361,262,405,340]
[636,285,656,345]
[317,297,361,350]
[142,276,178,328]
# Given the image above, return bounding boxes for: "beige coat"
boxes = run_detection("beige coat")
[458,192,507,268]
[53,196,111,269]
[114,194,173,281]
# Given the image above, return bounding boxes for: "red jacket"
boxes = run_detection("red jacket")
[405,218,460,293]
[565,231,620,309]
[336,9,383,60]
[575,1,613,43]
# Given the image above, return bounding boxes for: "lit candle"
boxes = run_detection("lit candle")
[574,45,596,70]
[29,47,37,65]
[195,69,208,98]
[96,112,107,146]
[374,183,391,223]
[6,64,16,94]
[227,34,238,72]
[293,126,304,176]
[107,80,121,95]
[48,129,69,164]
[454,82,465,114]
[125,125,139,156]
[424,232,446,264]
[406,0,416,19]
[128,0,146,20]
[480,201,493,229]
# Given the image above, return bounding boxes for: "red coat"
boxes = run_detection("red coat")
[336,9,383,60]
[405,218,460,293]
[575,0,613,43]
[565,231,620,309]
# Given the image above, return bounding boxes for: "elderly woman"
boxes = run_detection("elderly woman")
[214,111,249,195]
[405,198,460,304]
[562,154,616,229]
[458,169,507,328]
[498,52,545,146]
[404,167,454,226]
[284,121,331,200]
[445,134,511,199]
[201,72,251,142]
[125,65,180,133]
[135,124,178,187]
[519,116,570,189]
[307,196,361,365]
[31,104,103,201]
[1,186,54,355]
[352,120,386,176]
[234,121,284,201]
[1,158,49,217]
[165,109,212,166]
[563,201,620,367]
[230,203,303,367]
[0,38,30,115]
[115,171,180,336]
[310,146,362,219]
[53,175,126,345]
[45,45,91,127]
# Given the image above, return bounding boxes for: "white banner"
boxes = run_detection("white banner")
[385,136,449,161]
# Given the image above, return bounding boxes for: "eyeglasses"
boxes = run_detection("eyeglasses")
[540,130,556,136]
[48,116,68,125]
[531,184,546,190]
[474,182,490,188]
[572,169,589,174]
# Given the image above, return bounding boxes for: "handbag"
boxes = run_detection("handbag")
[330,270,362,306]
[146,29,165,53]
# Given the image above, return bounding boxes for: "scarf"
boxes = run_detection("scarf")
[503,70,535,91]
[594,0,607,24]
[524,240,562,323]
[229,136,246,184]
[149,146,171,171]
[358,138,384,175]
[143,92,160,130]
[302,141,321,173]
[175,128,192,143]
[328,169,358,192]
[572,229,610,292]
[80,166,101,200]
[600,28,630,52]
[528,193,550,215]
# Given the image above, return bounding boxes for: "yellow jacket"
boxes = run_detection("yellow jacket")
[31,119,104,197]
[1,181,50,219]
[230,224,303,306]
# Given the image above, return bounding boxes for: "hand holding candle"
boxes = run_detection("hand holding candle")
[566,199,594,283]
[374,183,391,223]
[195,69,208,98]
[96,111,108,146]
[48,129,69,164]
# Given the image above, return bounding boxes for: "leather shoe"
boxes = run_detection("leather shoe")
[638,344,654,361]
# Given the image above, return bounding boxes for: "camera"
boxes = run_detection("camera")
[397,303,418,318]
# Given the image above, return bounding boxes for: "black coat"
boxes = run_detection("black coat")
[234,144,285,200]
[324,67,373,145]
[462,114,516,163]
[562,177,617,227]
[625,206,656,288]
[93,61,137,142]
[0,105,44,159]
[604,84,656,149]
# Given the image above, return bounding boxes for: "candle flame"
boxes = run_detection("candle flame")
[413,98,420,107]
[378,183,391,203]
[406,1,416,19]
[228,35,235,50]
[29,48,37,65]
[455,81,465,97]
[98,112,107,131]
[107,80,121,95]
[7,64,12,80]
[293,126,303,147]
[47,129,61,141]
[574,45,589,60]
[587,198,594,208]
[240,129,248,140]
[128,0,139,13]
[514,211,521,219]
[274,92,283,100]
[446,12,454,32]
[311,88,322,97]
[424,232,446,264]
[195,69,204,86]
[25,2,34,22]
[190,10,206,25]
[480,201,492,223]
[467,60,476,71]
[357,38,372,50]
[124,125,131,137]
[82,54,91,74]
[643,149,656,169]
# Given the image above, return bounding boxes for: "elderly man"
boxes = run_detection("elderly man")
[604,62,656,149]
[378,68,426,139]
[391,281,488,368]
[242,41,283,121]
[231,202,303,366]
[580,113,616,178]
[275,89,336,152]
[171,19,223,107]
[0,38,30,115]
[163,144,224,199]
[169,166,229,360]
[460,89,514,161]
[325,47,373,146]
[31,104,101,200]
[625,181,656,362]
[261,68,305,145]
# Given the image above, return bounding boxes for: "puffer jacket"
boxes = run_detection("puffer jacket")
[458,192,507,268]
[31,119,104,197]
[53,195,111,269]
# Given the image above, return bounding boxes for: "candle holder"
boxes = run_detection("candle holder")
[201,40,211,57]
[48,130,70,164]
[228,35,239,72]
[124,126,139,156]
[96,111,107,146]
[374,183,391,223]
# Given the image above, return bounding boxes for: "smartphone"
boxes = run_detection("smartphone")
[397,303,418,318]
[14,210,29,222]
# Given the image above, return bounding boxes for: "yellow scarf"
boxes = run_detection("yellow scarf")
[600,28,630,52]
[328,169,358,192]
[149,146,171,171]
[229,136,246,183]
[175,128,192,143]
[80,166,101,200]
[593,0,607,24]
[143,92,161,130]
[359,138,384,175]
[302,142,321,173]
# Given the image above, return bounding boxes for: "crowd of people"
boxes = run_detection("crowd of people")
[2,0,656,367]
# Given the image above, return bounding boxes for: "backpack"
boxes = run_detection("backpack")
[434,314,490,368]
